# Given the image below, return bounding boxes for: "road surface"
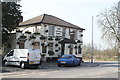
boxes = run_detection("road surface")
[1,61,119,78]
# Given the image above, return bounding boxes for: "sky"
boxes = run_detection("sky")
[20,0,119,50]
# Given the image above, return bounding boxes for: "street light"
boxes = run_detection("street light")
[91,16,94,63]
[91,15,99,63]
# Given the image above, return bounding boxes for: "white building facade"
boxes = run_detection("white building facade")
[7,14,85,60]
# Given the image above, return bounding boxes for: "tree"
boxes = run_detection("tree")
[2,2,23,33]
[2,2,23,52]
[97,3,120,47]
[82,44,118,61]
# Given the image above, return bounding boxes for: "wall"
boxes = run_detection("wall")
[16,23,83,58]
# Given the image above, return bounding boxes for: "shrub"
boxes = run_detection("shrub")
[30,36,36,39]
[48,37,53,40]
[25,31,31,34]
[55,43,59,47]
[40,36,46,40]
[33,32,40,35]
[20,35,27,39]
[55,50,59,52]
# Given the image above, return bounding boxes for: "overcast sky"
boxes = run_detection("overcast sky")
[20,0,119,49]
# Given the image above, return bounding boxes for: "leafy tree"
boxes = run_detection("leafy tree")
[2,2,23,52]
[2,2,23,33]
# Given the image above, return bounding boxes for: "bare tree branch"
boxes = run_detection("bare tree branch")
[97,4,120,48]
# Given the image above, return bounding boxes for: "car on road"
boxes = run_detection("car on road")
[57,54,81,67]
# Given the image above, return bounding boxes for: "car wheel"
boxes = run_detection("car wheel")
[20,62,26,69]
[78,62,81,66]
[72,61,76,67]
[58,64,61,67]
[78,60,81,66]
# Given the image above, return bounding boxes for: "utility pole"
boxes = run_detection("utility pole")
[0,0,2,54]
[91,16,94,63]
[118,2,120,80]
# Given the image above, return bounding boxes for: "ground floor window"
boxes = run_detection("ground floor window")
[19,41,25,49]
[78,45,82,54]
[69,44,73,54]
[42,45,47,53]
[48,43,53,50]
[32,42,40,49]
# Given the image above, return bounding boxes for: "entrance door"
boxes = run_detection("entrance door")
[61,44,65,56]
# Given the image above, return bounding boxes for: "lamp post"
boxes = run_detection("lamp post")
[91,16,94,63]
[91,15,99,63]
[0,1,2,51]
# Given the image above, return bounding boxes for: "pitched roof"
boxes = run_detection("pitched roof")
[19,14,85,30]
[59,38,76,44]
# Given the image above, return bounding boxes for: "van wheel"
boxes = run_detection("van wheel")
[4,61,8,67]
[20,62,26,69]
[34,65,39,68]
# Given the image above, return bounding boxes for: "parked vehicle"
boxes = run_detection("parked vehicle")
[3,49,41,69]
[57,54,81,67]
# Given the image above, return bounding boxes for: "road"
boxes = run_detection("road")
[1,61,119,78]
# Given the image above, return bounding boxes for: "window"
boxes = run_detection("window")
[48,43,53,50]
[56,27,62,36]
[49,26,55,36]
[19,41,25,49]
[33,42,40,49]
[42,45,47,53]
[70,30,78,40]
[78,45,82,54]
[62,28,66,37]
[7,50,14,57]
[69,44,73,54]
[70,34,75,40]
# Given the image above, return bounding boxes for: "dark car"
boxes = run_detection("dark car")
[57,54,81,67]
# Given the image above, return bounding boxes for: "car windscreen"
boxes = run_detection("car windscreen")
[62,55,72,58]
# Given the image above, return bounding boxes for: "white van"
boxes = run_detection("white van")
[3,49,41,69]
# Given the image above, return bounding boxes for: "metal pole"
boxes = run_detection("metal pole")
[91,16,94,63]
[0,1,2,50]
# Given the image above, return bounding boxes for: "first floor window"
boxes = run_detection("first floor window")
[49,26,55,36]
